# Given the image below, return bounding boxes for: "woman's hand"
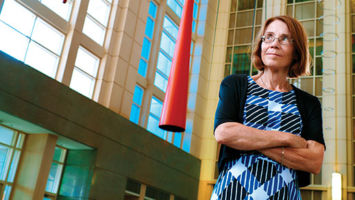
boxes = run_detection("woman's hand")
[283,133,307,148]
[259,140,325,174]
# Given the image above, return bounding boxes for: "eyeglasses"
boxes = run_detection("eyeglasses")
[261,33,293,45]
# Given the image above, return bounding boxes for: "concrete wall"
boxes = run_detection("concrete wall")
[0,51,200,200]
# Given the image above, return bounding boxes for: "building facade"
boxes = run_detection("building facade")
[0,0,354,199]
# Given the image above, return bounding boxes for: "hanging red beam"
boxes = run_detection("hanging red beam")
[63,0,67,3]
[159,0,194,132]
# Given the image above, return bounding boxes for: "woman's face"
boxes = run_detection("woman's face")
[261,20,295,72]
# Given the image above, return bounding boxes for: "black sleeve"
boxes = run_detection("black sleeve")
[214,75,240,132]
[303,97,326,148]
[297,96,325,187]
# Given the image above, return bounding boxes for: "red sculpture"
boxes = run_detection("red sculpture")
[159,0,194,132]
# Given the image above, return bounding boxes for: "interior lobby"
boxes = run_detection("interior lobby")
[0,0,354,199]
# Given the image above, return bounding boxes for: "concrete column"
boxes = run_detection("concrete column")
[321,0,348,198]
[11,134,57,200]
[193,0,230,199]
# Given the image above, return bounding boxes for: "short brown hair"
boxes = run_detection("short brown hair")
[251,15,311,78]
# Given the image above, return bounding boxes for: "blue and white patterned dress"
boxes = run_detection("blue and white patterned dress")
[211,76,303,200]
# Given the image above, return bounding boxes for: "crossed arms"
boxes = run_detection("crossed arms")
[215,122,325,174]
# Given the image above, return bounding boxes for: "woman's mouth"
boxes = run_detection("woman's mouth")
[266,53,281,57]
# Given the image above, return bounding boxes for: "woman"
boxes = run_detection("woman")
[211,16,325,200]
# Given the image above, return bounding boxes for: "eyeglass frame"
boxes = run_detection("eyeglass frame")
[261,34,294,45]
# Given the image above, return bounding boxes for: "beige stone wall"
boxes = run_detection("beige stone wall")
[96,0,149,118]
[192,0,231,199]
[11,134,57,200]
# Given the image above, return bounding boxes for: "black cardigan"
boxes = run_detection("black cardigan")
[214,74,325,187]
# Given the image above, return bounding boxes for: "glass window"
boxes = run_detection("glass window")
[182,133,191,153]
[0,0,65,78]
[25,42,59,78]
[31,18,65,55]
[130,85,144,124]
[301,20,315,37]
[193,3,198,19]
[125,179,141,199]
[173,132,182,148]
[87,0,111,26]
[147,115,166,139]
[227,30,235,45]
[150,97,163,117]
[315,57,323,75]
[225,0,262,77]
[145,185,170,200]
[154,71,168,92]
[38,0,73,21]
[138,1,157,78]
[154,15,178,93]
[82,15,106,45]
[142,38,152,60]
[237,0,262,11]
[6,150,20,182]
[147,97,167,139]
[130,105,141,124]
[45,146,67,197]
[236,11,254,27]
[82,0,112,45]
[3,185,11,200]
[167,132,173,143]
[70,47,100,98]
[138,59,148,77]
[231,45,251,75]
[234,28,252,44]
[229,13,236,28]
[163,17,178,39]
[0,0,36,36]
[0,126,25,200]
[295,2,315,20]
[46,163,63,192]
[167,0,183,18]
[75,47,99,77]
[157,52,172,76]
[160,33,175,58]
[133,86,144,105]
[148,1,157,18]
[0,22,29,60]
[0,126,14,146]
[192,2,198,32]
[70,68,96,98]
[0,144,12,181]
[145,18,155,39]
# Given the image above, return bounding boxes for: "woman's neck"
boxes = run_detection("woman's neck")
[256,69,292,92]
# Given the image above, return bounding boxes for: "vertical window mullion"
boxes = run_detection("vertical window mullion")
[0,126,25,199]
